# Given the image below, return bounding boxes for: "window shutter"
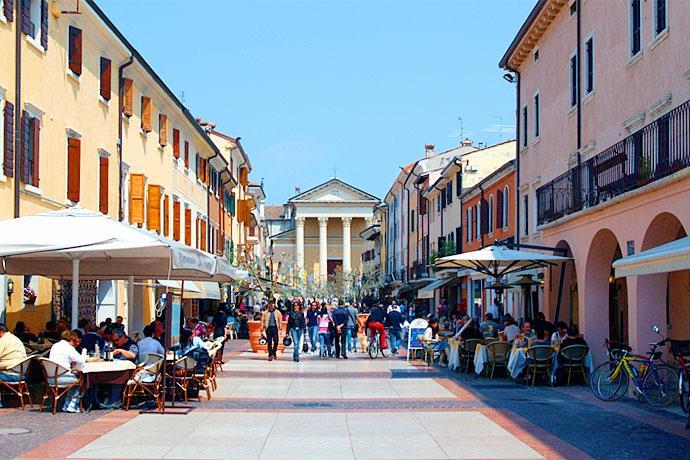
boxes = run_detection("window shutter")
[229,192,235,216]
[122,78,133,116]
[441,190,446,209]
[172,129,180,158]
[163,194,170,236]
[480,198,489,235]
[201,220,207,251]
[20,0,29,35]
[159,114,167,146]
[40,0,48,49]
[3,101,14,177]
[147,184,161,232]
[100,57,111,100]
[67,137,80,202]
[31,117,39,187]
[4,0,14,22]
[20,111,30,183]
[184,208,191,246]
[141,96,152,132]
[129,173,145,224]
[173,200,180,241]
[496,189,503,229]
[456,171,461,196]
[68,26,82,75]
[184,141,189,168]
[99,156,108,214]
[205,161,210,186]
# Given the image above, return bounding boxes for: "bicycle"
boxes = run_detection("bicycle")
[669,339,690,412]
[368,329,391,359]
[590,336,678,407]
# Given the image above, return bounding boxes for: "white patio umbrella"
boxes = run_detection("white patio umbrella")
[0,207,219,328]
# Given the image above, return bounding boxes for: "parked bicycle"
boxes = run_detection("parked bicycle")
[368,329,391,359]
[670,338,690,412]
[590,326,678,407]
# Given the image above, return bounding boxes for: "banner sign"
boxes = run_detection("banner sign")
[406,318,428,361]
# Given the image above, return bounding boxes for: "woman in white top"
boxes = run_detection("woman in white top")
[48,330,86,413]
[550,321,568,347]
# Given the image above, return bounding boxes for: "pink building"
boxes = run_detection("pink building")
[500,0,690,361]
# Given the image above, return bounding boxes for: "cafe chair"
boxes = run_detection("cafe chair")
[37,357,82,415]
[123,353,165,411]
[0,355,34,409]
[559,345,589,386]
[525,345,555,387]
[193,352,214,401]
[226,323,238,340]
[419,335,434,366]
[462,338,483,374]
[486,341,511,379]
[169,356,196,403]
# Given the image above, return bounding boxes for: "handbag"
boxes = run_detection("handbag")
[258,336,267,345]
[283,336,292,347]
[302,341,309,353]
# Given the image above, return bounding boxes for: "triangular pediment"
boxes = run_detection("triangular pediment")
[289,179,379,203]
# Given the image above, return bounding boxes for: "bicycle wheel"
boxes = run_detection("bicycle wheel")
[642,364,679,407]
[381,336,391,358]
[368,336,379,359]
[591,361,628,401]
[680,371,690,413]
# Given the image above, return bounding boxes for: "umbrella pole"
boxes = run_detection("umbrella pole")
[553,262,566,324]
[71,258,80,329]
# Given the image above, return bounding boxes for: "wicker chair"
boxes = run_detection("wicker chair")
[226,322,238,340]
[37,357,82,414]
[462,339,483,374]
[193,350,214,401]
[167,356,196,403]
[486,341,511,379]
[419,335,435,366]
[559,345,589,386]
[0,355,34,409]
[123,353,165,411]
[525,345,555,386]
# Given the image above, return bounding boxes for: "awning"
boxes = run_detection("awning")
[156,280,201,293]
[417,277,456,299]
[613,236,690,277]
[398,279,435,295]
[183,281,221,300]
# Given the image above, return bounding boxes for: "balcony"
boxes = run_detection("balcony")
[537,100,690,226]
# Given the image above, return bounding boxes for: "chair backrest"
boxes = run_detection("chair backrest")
[38,357,71,384]
[560,344,588,361]
[5,355,34,380]
[487,341,511,360]
[174,356,197,373]
[527,345,555,362]
[464,339,482,354]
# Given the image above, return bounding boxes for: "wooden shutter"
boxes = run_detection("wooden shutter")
[20,0,29,35]
[40,0,48,49]
[172,129,180,158]
[205,161,210,186]
[240,167,248,187]
[496,189,503,229]
[99,156,108,214]
[100,57,111,100]
[20,111,29,183]
[141,96,152,132]
[147,184,161,232]
[68,26,82,75]
[67,137,80,202]
[122,78,133,117]
[195,153,200,179]
[184,208,191,246]
[31,117,39,187]
[163,194,170,236]
[201,220,207,251]
[173,200,180,241]
[159,114,167,146]
[129,173,145,224]
[480,198,489,235]
[3,101,14,177]
[4,0,14,23]
[184,141,189,168]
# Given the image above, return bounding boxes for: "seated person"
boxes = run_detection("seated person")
[550,321,568,346]
[512,322,536,348]
[48,330,85,413]
[179,329,210,373]
[502,317,520,343]
[533,312,554,340]
[531,328,551,346]
[423,319,448,366]
[104,328,138,409]
[80,322,105,354]
[42,321,61,341]
[458,318,484,342]
[150,320,165,344]
[14,321,37,343]
[557,325,587,364]
[0,323,28,408]
[137,325,165,364]
[479,313,499,338]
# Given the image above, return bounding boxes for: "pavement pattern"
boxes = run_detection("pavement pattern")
[1,340,689,459]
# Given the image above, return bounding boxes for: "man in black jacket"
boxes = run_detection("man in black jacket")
[286,303,307,362]
[385,306,404,355]
[366,302,388,350]
[333,301,350,359]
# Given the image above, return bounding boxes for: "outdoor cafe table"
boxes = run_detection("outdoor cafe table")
[474,344,489,375]
[506,347,594,381]
[448,339,462,370]
[80,360,136,392]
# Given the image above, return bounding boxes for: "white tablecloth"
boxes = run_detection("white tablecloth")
[448,340,462,371]
[474,344,489,375]
[506,348,594,381]
[82,360,136,374]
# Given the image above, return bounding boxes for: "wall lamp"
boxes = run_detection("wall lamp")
[503,73,515,83]
[7,278,14,296]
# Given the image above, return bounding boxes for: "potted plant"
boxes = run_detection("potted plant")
[23,286,37,305]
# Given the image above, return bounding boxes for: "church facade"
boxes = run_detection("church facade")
[268,179,379,282]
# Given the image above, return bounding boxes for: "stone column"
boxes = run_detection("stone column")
[341,217,352,274]
[318,217,329,280]
[295,217,305,272]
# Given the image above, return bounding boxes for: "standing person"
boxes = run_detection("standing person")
[211,307,228,364]
[438,298,449,320]
[286,302,307,362]
[333,302,349,359]
[385,304,404,355]
[365,302,388,349]
[487,297,500,320]
[317,306,333,358]
[48,330,86,412]
[306,301,320,355]
[261,301,282,362]
[346,302,359,353]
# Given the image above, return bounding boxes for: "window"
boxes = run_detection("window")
[184,207,192,246]
[20,110,40,187]
[437,195,441,212]
[172,128,180,159]
[184,141,189,168]
[488,195,494,234]
[66,137,80,202]
[456,171,462,196]
[158,114,167,146]
[585,36,594,94]
[475,202,481,239]
[99,156,108,214]
[503,186,509,228]
[522,194,529,236]
[173,199,181,241]
[140,96,152,132]
[68,26,82,76]
[569,53,578,108]
[410,209,415,232]
[534,48,539,61]
[147,184,161,233]
[446,181,453,204]
[569,0,576,16]
[655,0,667,36]
[533,93,540,138]
[98,57,112,101]
[23,0,48,48]
[522,105,528,146]
[122,78,133,117]
[466,209,471,242]
[2,98,13,179]
[630,0,641,56]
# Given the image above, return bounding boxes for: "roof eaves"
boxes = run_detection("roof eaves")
[499,0,550,69]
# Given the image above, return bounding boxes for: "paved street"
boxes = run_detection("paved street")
[2,340,690,459]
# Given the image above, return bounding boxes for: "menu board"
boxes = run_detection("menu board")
[165,293,182,349]
[406,318,429,361]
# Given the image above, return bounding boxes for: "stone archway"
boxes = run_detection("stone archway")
[549,241,578,326]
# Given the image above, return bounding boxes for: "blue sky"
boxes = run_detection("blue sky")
[98,0,533,203]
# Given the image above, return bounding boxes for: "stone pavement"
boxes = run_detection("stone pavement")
[0,340,689,459]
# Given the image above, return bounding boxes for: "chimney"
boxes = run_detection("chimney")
[425,144,435,159]
[295,185,301,195]
[461,138,473,147]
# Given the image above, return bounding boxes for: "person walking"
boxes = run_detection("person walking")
[211,306,228,363]
[261,301,283,361]
[346,302,359,353]
[385,304,404,355]
[287,302,307,362]
[306,301,320,355]
[317,306,332,358]
[333,302,350,359]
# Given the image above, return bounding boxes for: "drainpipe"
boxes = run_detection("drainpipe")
[479,184,485,248]
[13,1,21,218]
[575,0,583,207]
[117,56,134,222]
[506,67,521,249]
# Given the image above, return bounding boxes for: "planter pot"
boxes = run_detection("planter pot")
[248,320,287,353]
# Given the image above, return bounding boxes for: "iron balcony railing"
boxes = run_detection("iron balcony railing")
[537,100,690,225]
